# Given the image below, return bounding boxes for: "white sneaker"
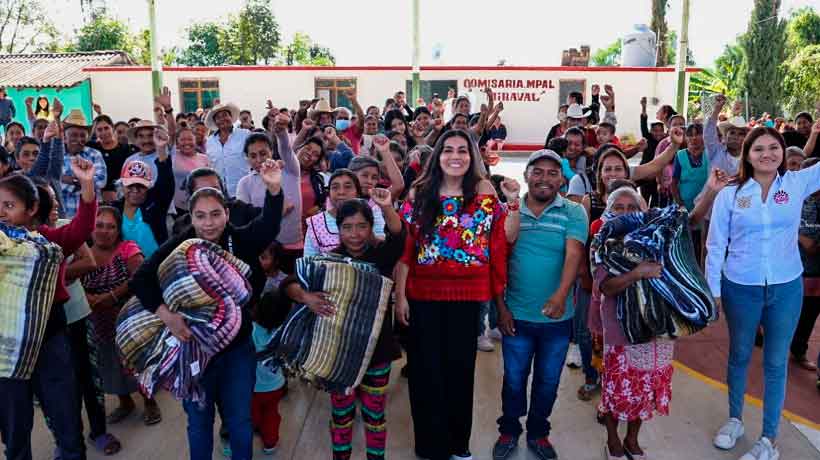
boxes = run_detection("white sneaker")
[714,417,745,450]
[487,327,503,341]
[450,453,473,460]
[477,335,495,352]
[739,437,779,460]
[565,343,581,368]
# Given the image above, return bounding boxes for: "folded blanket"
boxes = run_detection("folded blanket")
[592,205,717,344]
[262,254,393,394]
[0,224,63,379]
[116,239,251,401]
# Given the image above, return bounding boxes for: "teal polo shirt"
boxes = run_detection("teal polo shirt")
[505,194,589,323]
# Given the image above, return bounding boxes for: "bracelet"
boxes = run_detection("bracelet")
[507,200,520,212]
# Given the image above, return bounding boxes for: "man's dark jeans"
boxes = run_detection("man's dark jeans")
[498,318,571,440]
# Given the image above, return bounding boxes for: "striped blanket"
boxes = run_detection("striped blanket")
[116,239,251,401]
[262,254,393,394]
[592,205,718,344]
[0,223,63,379]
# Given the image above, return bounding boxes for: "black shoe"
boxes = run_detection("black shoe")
[401,363,409,378]
[450,451,473,459]
[527,437,557,460]
[492,434,518,460]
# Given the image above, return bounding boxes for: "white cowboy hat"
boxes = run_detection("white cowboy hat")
[126,119,163,144]
[205,102,241,130]
[718,116,749,135]
[566,103,591,119]
[62,109,91,129]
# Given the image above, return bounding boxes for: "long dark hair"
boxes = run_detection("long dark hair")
[412,129,485,237]
[0,174,40,222]
[96,206,123,243]
[594,146,630,199]
[736,127,787,191]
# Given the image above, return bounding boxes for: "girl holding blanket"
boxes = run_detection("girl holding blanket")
[130,159,284,460]
[283,188,405,460]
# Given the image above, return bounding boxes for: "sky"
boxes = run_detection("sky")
[44,0,820,67]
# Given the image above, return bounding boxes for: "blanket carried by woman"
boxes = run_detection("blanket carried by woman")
[261,254,393,394]
[116,239,251,401]
[0,223,63,379]
[591,205,717,344]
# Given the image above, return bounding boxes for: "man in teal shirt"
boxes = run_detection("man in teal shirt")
[492,149,588,460]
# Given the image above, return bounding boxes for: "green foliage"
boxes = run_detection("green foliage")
[786,6,820,50]
[224,0,280,65]
[178,22,231,66]
[0,0,59,53]
[651,0,670,66]
[742,0,787,116]
[73,11,134,54]
[279,32,336,66]
[590,39,621,66]
[783,44,820,115]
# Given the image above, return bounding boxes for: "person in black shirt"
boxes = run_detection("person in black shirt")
[88,115,133,202]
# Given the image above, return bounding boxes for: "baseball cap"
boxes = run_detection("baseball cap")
[120,160,153,188]
[526,149,563,168]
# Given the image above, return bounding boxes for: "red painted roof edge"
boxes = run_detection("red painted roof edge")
[84,64,702,73]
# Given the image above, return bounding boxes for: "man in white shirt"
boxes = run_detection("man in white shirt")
[205,102,251,197]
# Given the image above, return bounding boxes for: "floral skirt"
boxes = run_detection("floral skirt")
[598,341,674,422]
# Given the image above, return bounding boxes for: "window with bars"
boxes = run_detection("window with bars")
[179,79,220,113]
[314,77,357,109]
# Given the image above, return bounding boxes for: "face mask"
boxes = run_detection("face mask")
[558,112,568,122]
[335,119,350,131]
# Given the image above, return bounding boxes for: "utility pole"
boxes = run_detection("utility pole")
[147,0,162,98]
[675,0,690,116]
[411,0,421,104]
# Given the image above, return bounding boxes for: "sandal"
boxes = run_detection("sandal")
[143,402,162,426]
[106,405,134,424]
[624,446,647,460]
[90,433,122,456]
[577,382,600,401]
[792,355,818,371]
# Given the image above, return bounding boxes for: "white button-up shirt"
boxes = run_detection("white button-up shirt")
[206,127,251,197]
[706,163,820,294]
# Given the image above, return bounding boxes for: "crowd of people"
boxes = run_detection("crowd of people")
[0,81,819,460]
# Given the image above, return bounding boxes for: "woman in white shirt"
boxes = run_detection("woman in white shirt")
[706,127,820,460]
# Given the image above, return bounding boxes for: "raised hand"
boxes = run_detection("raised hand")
[670,126,685,146]
[273,112,290,133]
[300,118,315,133]
[70,157,96,184]
[732,100,744,116]
[52,98,64,119]
[92,103,102,115]
[640,96,647,108]
[154,126,170,150]
[604,84,614,97]
[812,120,820,135]
[155,86,172,111]
[373,134,390,155]
[259,159,284,194]
[705,168,731,193]
[500,177,521,203]
[25,96,34,106]
[636,137,648,152]
[591,84,600,96]
[370,187,392,208]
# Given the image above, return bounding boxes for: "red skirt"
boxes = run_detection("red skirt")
[598,341,674,422]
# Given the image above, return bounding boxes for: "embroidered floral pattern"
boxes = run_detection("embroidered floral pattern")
[401,195,499,267]
[598,342,674,422]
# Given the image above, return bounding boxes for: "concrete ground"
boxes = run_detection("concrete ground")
[29,347,820,460]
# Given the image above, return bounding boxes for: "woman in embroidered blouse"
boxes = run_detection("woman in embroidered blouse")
[303,169,383,256]
[589,187,671,460]
[394,129,519,460]
[706,127,820,460]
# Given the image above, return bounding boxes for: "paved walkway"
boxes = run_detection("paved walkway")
[29,345,820,460]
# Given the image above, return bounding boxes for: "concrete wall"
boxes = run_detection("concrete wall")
[88,66,693,147]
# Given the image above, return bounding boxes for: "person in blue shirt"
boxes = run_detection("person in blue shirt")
[492,149,588,460]
[707,127,820,460]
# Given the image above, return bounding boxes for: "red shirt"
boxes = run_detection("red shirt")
[342,124,363,155]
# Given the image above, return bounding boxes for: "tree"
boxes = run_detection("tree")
[651,0,670,66]
[783,44,820,115]
[590,39,621,66]
[72,10,133,53]
[224,0,280,65]
[786,6,820,51]
[282,32,335,66]
[178,21,231,66]
[742,0,787,116]
[0,0,59,53]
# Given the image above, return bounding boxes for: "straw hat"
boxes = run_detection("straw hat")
[718,116,749,135]
[309,98,334,118]
[205,102,240,130]
[62,109,91,129]
[126,120,162,144]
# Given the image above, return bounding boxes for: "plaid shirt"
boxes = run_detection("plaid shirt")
[61,147,107,218]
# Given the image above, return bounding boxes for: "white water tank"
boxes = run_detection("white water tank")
[621,24,657,67]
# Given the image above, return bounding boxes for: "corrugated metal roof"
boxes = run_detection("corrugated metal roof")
[0,51,136,89]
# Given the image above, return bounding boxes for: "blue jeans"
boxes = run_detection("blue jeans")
[183,339,255,460]
[573,286,598,382]
[722,276,802,439]
[498,319,571,440]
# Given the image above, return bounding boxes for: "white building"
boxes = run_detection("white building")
[87,64,698,149]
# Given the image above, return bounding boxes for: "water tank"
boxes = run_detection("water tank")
[621,24,657,67]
